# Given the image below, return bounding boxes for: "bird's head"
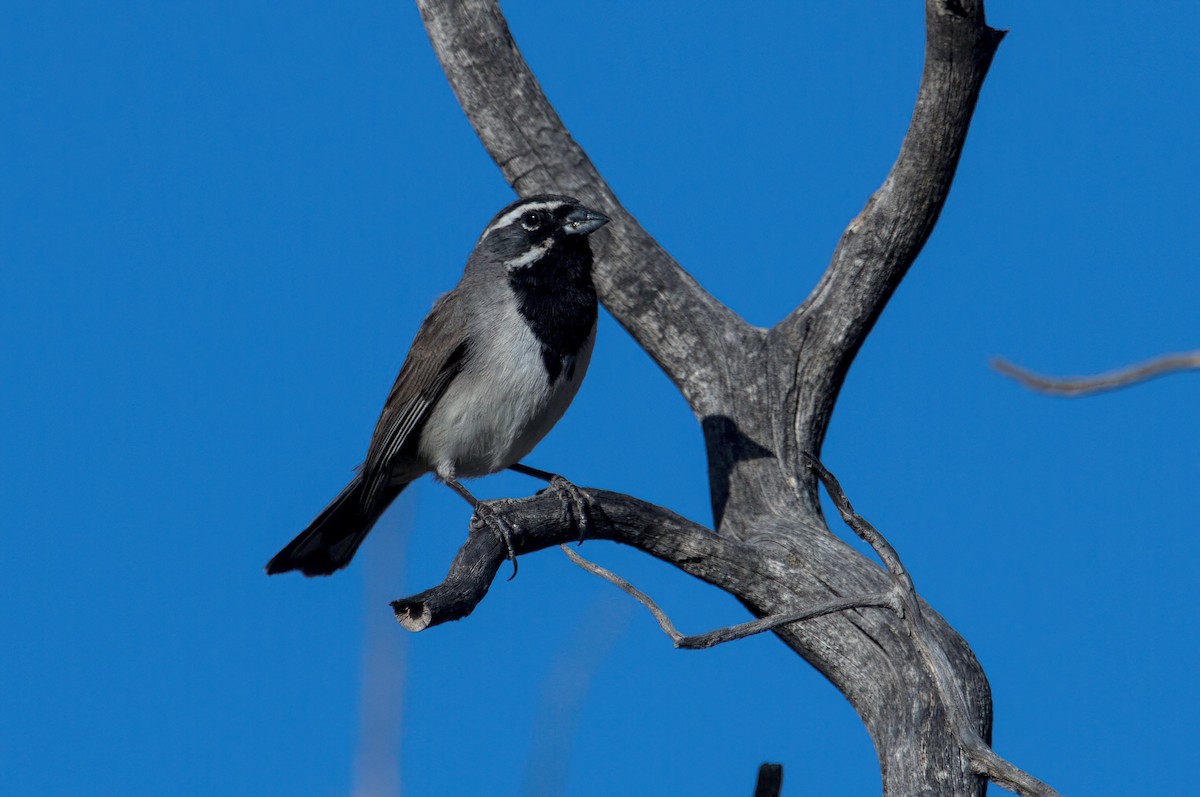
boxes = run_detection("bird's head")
[475,195,610,272]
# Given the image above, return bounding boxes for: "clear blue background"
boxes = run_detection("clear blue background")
[3,3,1197,795]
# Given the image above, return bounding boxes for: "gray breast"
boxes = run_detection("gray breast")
[416,295,594,481]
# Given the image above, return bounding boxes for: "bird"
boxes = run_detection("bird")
[266,194,609,578]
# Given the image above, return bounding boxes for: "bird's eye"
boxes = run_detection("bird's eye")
[521,212,541,231]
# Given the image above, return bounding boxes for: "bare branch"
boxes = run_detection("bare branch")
[391,489,755,632]
[773,1,1006,461]
[561,545,897,650]
[416,0,758,416]
[993,351,1200,397]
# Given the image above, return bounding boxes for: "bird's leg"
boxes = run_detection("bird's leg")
[445,478,520,580]
[508,463,592,544]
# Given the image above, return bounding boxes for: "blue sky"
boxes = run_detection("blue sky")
[3,3,1197,795]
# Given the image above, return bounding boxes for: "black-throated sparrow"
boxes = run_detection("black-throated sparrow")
[266,195,608,577]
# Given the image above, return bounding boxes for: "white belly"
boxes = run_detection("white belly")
[416,317,594,480]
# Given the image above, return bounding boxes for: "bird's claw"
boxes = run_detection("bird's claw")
[545,475,593,544]
[472,501,520,580]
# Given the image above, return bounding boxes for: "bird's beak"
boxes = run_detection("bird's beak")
[562,206,610,236]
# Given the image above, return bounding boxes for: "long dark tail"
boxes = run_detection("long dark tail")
[266,474,407,577]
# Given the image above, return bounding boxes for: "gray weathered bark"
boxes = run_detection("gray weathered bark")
[398,1,1057,794]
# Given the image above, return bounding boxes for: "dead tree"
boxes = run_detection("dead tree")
[392,1,1058,794]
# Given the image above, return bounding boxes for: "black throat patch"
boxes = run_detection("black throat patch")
[508,236,598,385]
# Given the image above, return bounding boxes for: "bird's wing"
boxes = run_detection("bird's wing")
[361,291,471,503]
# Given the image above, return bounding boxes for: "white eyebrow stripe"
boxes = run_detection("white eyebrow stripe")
[477,200,566,242]
[503,238,555,270]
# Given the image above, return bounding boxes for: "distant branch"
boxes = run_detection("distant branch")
[993,351,1200,397]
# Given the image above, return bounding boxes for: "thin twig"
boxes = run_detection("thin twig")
[561,546,896,650]
[993,351,1200,397]
[970,746,1063,797]
[559,545,683,644]
[802,453,914,600]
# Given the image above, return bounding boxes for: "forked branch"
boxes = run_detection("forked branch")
[406,1,1060,795]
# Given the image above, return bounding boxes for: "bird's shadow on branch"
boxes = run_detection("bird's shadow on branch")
[702,414,773,528]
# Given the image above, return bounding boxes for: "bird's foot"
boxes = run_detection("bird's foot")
[544,475,593,544]
[471,501,521,580]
